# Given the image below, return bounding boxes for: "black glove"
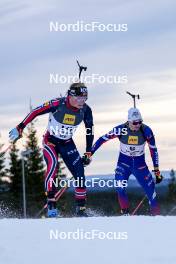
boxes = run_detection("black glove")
[153,169,163,184]
[82,152,92,167]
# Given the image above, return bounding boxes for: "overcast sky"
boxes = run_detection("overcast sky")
[1,0,176,175]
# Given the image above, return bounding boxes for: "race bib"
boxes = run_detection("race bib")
[63,114,76,125]
[128,136,138,145]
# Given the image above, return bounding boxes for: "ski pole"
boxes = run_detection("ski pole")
[168,205,176,215]
[126,91,140,108]
[131,175,161,216]
[35,176,74,218]
[0,144,12,158]
[131,195,147,215]
[76,60,87,80]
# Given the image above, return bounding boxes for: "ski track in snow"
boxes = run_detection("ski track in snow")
[0,216,176,264]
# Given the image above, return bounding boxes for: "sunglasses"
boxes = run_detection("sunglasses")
[73,96,87,102]
[132,121,142,125]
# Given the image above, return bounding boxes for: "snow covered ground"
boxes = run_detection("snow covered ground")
[0,216,176,264]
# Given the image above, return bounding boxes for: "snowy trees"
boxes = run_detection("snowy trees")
[9,143,22,205]
[24,121,45,206]
[168,169,176,201]
[1,120,66,216]
[0,142,6,183]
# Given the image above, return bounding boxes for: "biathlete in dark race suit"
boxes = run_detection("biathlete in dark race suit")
[9,82,93,217]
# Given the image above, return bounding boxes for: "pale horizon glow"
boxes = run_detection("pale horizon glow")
[1,0,176,175]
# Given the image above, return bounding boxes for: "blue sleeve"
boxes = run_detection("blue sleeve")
[143,125,159,169]
[91,124,125,155]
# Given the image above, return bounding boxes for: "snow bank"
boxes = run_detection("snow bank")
[0,216,175,264]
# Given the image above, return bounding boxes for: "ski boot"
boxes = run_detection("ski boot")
[47,208,58,218]
[47,192,58,218]
[120,208,130,216]
[76,206,88,217]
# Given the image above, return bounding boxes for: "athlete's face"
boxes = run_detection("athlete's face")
[69,95,87,109]
[129,120,142,131]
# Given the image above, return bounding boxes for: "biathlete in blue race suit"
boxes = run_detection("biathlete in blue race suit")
[91,107,163,215]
